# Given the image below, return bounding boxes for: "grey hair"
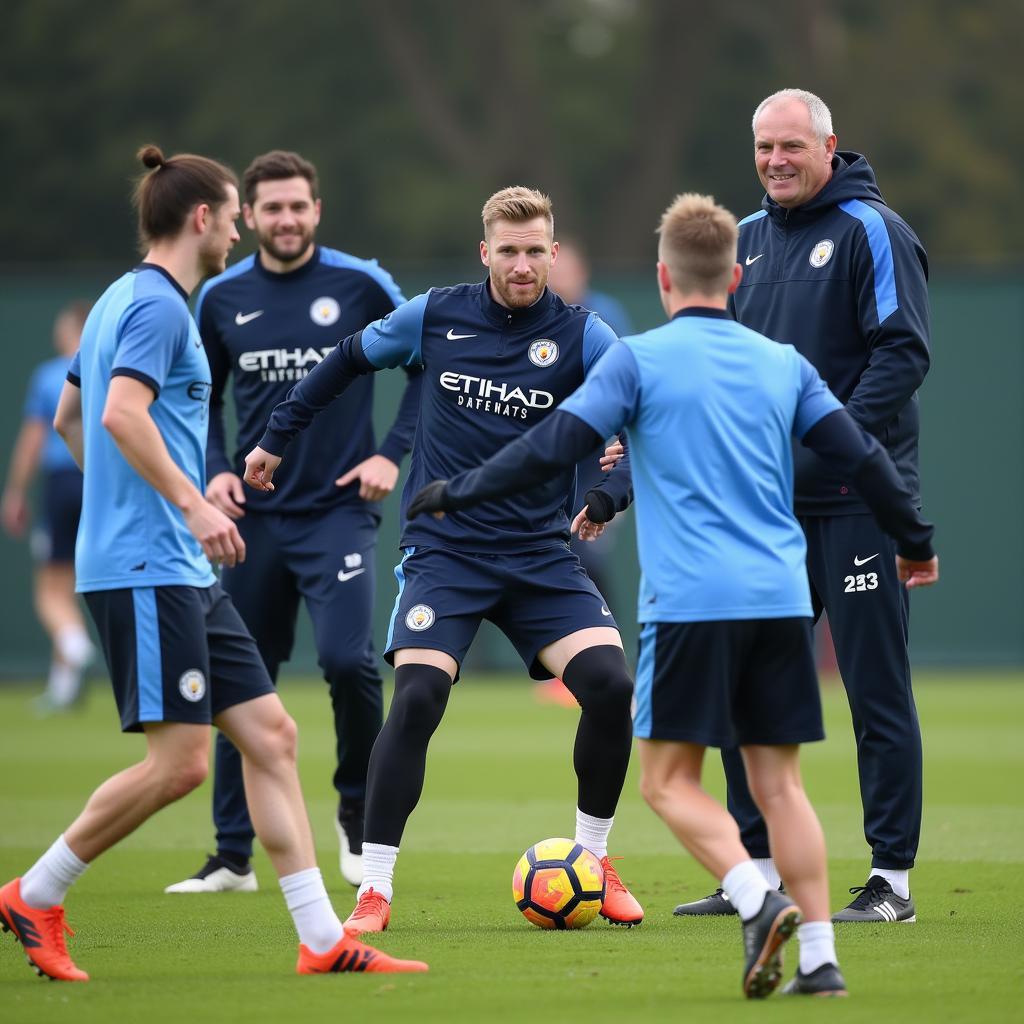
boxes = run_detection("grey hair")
[752,89,834,142]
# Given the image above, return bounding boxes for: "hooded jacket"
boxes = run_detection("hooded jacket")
[730,151,930,515]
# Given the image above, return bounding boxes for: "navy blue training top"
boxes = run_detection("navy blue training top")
[196,246,421,514]
[260,280,618,551]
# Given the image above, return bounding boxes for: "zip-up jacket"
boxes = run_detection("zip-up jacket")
[730,151,930,515]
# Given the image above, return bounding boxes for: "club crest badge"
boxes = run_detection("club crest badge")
[808,239,835,268]
[178,669,207,703]
[405,604,435,631]
[529,339,559,367]
[310,296,341,326]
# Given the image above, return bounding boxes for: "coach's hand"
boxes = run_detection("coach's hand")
[599,439,625,473]
[407,480,451,520]
[184,497,246,568]
[207,472,246,519]
[336,454,399,501]
[243,445,280,492]
[897,554,939,589]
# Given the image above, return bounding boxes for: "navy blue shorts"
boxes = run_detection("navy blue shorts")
[30,468,82,564]
[84,583,275,733]
[633,618,824,747]
[384,545,617,680]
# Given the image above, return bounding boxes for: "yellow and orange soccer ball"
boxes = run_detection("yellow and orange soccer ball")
[512,838,605,929]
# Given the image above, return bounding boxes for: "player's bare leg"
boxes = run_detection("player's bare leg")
[540,628,642,926]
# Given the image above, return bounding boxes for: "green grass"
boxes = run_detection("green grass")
[1,671,1023,1021]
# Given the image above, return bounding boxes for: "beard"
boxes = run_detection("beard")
[492,273,547,309]
[257,225,316,265]
[199,238,230,277]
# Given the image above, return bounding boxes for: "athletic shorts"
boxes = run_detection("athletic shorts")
[632,617,824,747]
[84,582,275,732]
[383,545,617,680]
[29,468,82,564]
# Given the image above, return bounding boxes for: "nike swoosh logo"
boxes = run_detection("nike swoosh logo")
[744,254,764,265]
[337,568,366,582]
[446,329,477,340]
[853,553,879,566]
[235,310,264,326]
[600,605,611,617]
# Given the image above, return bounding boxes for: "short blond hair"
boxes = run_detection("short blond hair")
[657,193,738,295]
[481,186,553,237]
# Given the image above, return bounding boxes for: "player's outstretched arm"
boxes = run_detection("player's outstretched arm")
[800,407,938,587]
[407,410,604,519]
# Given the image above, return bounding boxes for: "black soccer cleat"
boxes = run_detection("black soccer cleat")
[673,887,738,917]
[782,962,848,997]
[832,875,915,923]
[741,889,801,999]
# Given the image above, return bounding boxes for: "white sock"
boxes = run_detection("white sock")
[575,808,613,860]
[358,843,398,903]
[872,868,910,900]
[798,920,837,974]
[46,661,82,706]
[21,835,89,909]
[56,625,94,668]
[754,857,781,889]
[722,859,772,921]
[279,867,344,954]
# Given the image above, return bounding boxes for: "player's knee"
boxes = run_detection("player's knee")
[154,749,209,803]
[746,772,801,816]
[387,663,451,740]
[259,708,299,766]
[638,769,666,811]
[561,645,633,720]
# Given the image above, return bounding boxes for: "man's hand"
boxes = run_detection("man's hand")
[897,554,939,589]
[1,491,29,537]
[600,440,625,473]
[336,454,399,501]
[206,472,247,519]
[571,505,606,542]
[407,480,451,520]
[243,445,281,492]
[183,497,246,568]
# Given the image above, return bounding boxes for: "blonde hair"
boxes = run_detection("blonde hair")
[657,193,738,295]
[481,186,553,237]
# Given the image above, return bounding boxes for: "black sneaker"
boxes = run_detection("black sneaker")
[832,875,915,923]
[335,800,365,886]
[741,889,801,999]
[673,887,738,917]
[163,853,257,893]
[782,962,848,997]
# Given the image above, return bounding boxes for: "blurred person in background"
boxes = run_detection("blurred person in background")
[545,240,634,706]
[164,151,420,896]
[672,88,931,925]
[2,302,95,711]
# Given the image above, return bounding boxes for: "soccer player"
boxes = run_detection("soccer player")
[164,150,419,894]
[2,302,95,711]
[0,146,426,980]
[243,186,644,933]
[403,193,939,998]
[673,88,931,924]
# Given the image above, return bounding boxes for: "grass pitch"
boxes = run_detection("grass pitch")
[1,671,1022,1022]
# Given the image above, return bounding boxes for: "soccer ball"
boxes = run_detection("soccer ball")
[512,838,605,929]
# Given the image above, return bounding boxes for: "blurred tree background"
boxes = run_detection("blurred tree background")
[3,0,1021,269]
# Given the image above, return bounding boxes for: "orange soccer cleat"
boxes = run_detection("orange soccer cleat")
[297,928,427,974]
[344,887,391,934]
[0,878,89,981]
[598,857,644,927]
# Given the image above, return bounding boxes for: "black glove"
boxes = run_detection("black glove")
[583,488,617,525]
[407,479,452,519]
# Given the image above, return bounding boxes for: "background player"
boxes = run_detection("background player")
[404,191,938,998]
[2,302,95,711]
[243,186,643,934]
[0,145,425,980]
[165,150,419,894]
[672,88,931,924]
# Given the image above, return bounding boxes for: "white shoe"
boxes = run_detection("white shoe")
[335,816,363,886]
[164,855,258,894]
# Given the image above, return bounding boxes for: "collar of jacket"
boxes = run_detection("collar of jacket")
[476,278,556,328]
